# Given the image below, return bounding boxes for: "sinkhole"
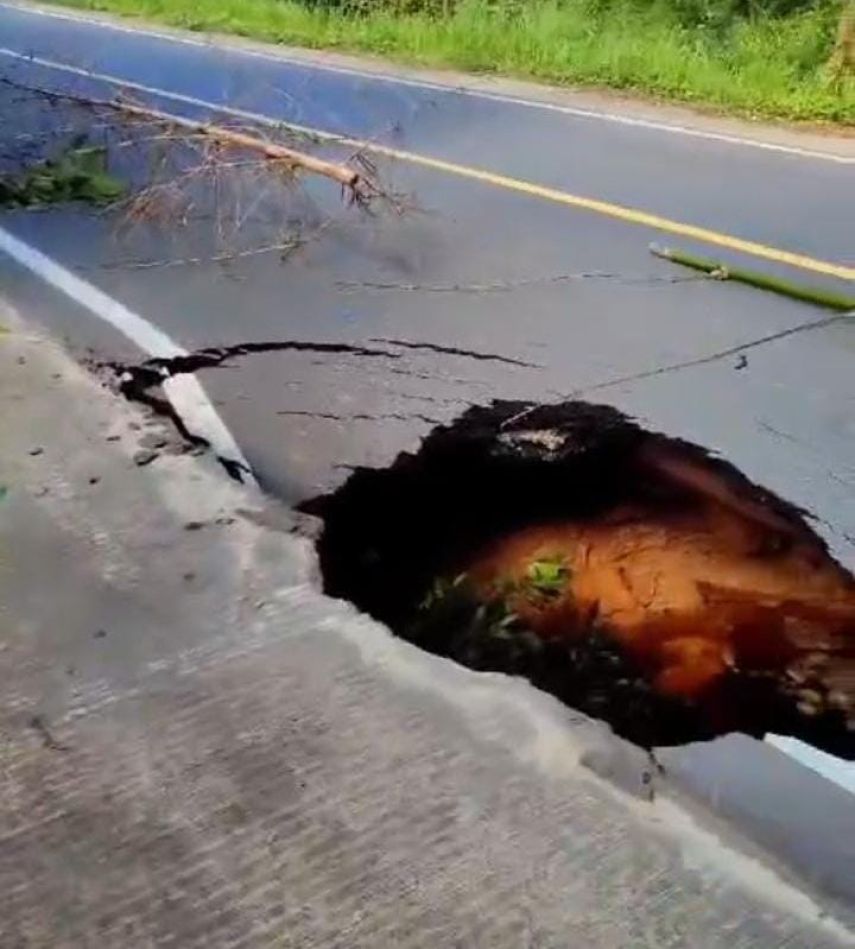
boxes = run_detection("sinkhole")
[300,400,855,757]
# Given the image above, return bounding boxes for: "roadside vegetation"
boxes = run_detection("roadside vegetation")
[52,0,854,123]
[0,142,125,209]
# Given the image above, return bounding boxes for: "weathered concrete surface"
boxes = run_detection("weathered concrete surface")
[1,308,854,947]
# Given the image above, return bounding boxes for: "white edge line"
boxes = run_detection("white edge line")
[0,224,257,487]
[766,734,855,795]
[0,47,334,143]
[1,0,854,165]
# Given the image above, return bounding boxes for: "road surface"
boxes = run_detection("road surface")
[0,1,853,546]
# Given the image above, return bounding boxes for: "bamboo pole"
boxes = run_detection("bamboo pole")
[650,243,855,312]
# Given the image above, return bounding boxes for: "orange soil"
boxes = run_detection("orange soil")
[468,452,855,702]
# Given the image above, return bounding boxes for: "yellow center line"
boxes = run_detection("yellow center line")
[357,141,855,282]
[2,47,850,280]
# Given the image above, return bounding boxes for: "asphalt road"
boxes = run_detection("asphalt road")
[1,0,855,902]
[1,4,854,532]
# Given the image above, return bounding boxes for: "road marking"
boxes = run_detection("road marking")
[3,0,855,165]
[3,47,853,282]
[0,224,257,485]
[364,153,855,282]
[766,735,855,795]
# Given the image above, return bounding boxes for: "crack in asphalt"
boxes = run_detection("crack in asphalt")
[497,312,853,433]
[276,409,442,425]
[336,272,704,294]
[113,335,534,387]
[129,340,399,382]
[115,377,211,450]
[106,336,528,479]
[758,419,819,455]
[758,420,855,489]
[572,312,854,397]
[105,340,405,482]
[96,238,310,272]
[387,366,486,387]
[370,338,539,367]
[392,390,469,407]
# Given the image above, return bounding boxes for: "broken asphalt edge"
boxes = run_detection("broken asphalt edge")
[1,302,853,942]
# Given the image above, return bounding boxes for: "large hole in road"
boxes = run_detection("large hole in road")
[300,401,855,757]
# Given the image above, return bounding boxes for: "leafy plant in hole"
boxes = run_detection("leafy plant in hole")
[406,567,697,745]
[521,555,570,602]
[304,399,855,755]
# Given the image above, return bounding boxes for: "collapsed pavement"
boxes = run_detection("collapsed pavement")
[304,399,855,758]
[2,306,855,946]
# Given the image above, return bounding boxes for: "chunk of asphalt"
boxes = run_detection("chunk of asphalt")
[138,432,169,451]
[133,448,158,467]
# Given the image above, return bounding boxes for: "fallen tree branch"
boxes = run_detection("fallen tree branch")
[0,77,362,193]
[116,101,361,190]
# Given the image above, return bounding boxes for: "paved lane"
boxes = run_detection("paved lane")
[0,2,853,561]
[1,1,854,276]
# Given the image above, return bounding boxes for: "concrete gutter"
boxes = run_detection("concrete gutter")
[1,304,853,946]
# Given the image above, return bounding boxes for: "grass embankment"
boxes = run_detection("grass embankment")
[47,0,855,123]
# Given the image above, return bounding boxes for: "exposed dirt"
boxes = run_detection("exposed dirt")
[303,400,855,756]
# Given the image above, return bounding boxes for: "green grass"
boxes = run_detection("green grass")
[0,143,125,209]
[49,0,854,123]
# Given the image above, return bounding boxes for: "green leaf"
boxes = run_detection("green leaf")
[523,555,571,600]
